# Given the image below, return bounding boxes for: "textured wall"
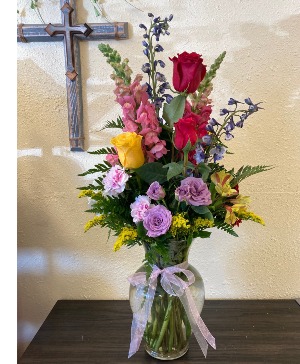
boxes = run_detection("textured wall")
[17,0,300,358]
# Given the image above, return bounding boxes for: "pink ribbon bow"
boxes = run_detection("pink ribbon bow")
[127,262,216,358]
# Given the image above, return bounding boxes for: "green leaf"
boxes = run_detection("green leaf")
[215,222,238,237]
[162,95,186,128]
[78,161,111,176]
[202,210,214,221]
[182,140,192,154]
[136,222,147,239]
[88,147,117,155]
[196,231,212,239]
[187,233,193,246]
[100,116,124,131]
[135,162,168,184]
[197,162,211,182]
[191,205,210,215]
[163,162,183,180]
[231,165,274,186]
[209,182,216,201]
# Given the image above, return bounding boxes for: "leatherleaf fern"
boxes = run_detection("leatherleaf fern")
[99,116,124,132]
[87,194,133,232]
[214,221,239,237]
[78,160,111,176]
[231,165,274,186]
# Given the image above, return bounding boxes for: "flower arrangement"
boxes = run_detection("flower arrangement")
[78,13,271,360]
[79,13,270,260]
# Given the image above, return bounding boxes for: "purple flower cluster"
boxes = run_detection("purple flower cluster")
[130,182,170,237]
[140,13,173,106]
[210,145,226,163]
[143,205,172,237]
[175,177,212,206]
[206,97,263,141]
[146,181,166,200]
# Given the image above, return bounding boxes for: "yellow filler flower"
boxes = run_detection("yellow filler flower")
[113,227,138,252]
[170,213,191,238]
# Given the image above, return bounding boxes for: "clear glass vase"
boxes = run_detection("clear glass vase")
[129,240,205,360]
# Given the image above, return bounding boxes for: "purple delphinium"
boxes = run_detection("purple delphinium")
[210,145,226,162]
[194,143,206,164]
[140,13,173,108]
[175,177,212,206]
[143,205,172,237]
[146,181,166,201]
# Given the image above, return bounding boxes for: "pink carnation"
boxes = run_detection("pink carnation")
[103,165,129,197]
[130,195,152,223]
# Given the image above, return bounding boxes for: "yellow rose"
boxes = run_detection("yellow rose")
[111,132,144,169]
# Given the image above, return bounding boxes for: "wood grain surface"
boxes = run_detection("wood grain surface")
[19,300,300,363]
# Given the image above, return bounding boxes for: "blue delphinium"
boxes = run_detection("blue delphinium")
[203,97,263,162]
[139,13,173,108]
[194,143,206,164]
[210,145,226,162]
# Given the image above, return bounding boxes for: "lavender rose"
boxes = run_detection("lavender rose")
[175,177,211,206]
[146,181,166,201]
[143,205,172,237]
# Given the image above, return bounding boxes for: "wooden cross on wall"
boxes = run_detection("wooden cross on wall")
[17,0,128,151]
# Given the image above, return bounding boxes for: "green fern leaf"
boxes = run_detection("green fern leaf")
[88,147,117,155]
[232,165,274,186]
[78,161,111,176]
[100,116,124,131]
[214,222,239,237]
[77,184,102,191]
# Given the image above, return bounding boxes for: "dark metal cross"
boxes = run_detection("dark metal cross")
[17,0,128,151]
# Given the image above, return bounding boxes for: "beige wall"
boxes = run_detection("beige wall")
[17,0,300,358]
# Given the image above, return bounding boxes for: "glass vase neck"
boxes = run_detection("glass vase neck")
[143,239,191,268]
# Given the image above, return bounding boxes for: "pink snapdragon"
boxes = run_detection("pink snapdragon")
[136,103,161,135]
[105,153,119,166]
[103,165,129,197]
[148,140,168,160]
[113,73,168,163]
[129,74,149,105]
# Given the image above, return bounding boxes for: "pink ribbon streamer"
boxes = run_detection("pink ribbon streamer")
[127,262,216,358]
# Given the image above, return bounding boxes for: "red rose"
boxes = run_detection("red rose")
[169,52,206,93]
[174,116,198,150]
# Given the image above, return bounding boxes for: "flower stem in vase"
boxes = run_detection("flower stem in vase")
[154,296,174,352]
[168,305,174,352]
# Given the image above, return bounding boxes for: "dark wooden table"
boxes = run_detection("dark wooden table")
[19,300,300,363]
